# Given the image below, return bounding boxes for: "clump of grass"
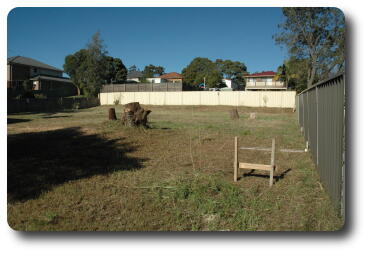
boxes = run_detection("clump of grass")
[149,172,261,231]
[242,130,251,136]
[101,119,124,132]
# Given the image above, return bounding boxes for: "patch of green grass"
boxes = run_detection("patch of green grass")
[242,130,251,136]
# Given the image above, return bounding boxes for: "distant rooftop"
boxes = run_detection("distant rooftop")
[30,75,73,83]
[159,72,182,79]
[7,56,63,72]
[127,71,143,79]
[244,71,277,77]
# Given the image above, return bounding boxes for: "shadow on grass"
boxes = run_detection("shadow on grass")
[7,118,31,124]
[7,127,145,203]
[41,115,70,119]
[240,168,292,181]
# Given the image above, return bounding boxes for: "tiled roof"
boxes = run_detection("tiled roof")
[245,71,277,77]
[159,72,182,79]
[7,56,63,72]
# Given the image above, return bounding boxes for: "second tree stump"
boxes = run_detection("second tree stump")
[108,108,117,120]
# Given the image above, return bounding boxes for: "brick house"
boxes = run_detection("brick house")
[158,72,183,83]
[7,56,76,96]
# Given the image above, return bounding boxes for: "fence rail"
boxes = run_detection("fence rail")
[101,82,183,93]
[297,73,345,217]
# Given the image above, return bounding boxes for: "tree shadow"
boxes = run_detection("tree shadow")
[7,127,146,203]
[7,118,31,124]
[41,115,70,119]
[240,168,292,181]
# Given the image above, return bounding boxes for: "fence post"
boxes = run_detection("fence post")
[270,138,275,187]
[234,136,238,182]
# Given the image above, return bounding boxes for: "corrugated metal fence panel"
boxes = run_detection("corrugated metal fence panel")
[296,73,345,216]
[308,89,318,163]
[299,93,304,127]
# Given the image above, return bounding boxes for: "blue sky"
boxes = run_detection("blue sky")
[7,7,287,75]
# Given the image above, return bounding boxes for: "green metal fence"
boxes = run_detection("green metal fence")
[297,73,345,217]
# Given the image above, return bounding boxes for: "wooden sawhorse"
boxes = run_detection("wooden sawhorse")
[234,137,276,187]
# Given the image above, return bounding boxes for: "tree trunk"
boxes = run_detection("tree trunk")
[74,85,81,96]
[229,108,239,120]
[108,108,117,120]
[307,66,316,88]
[308,55,317,88]
[121,102,151,128]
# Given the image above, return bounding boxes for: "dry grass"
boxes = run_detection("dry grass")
[7,105,343,231]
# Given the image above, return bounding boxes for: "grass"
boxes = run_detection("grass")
[7,105,343,231]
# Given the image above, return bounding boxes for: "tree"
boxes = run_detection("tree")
[142,64,165,78]
[83,31,108,97]
[64,49,89,96]
[64,32,128,96]
[182,57,223,89]
[276,57,309,93]
[274,7,345,88]
[128,65,139,73]
[215,59,247,84]
[104,56,127,84]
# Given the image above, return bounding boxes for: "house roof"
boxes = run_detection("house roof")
[127,71,143,79]
[7,56,63,72]
[159,72,182,79]
[244,71,277,77]
[30,75,73,83]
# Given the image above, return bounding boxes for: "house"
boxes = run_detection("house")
[158,72,183,83]
[126,71,143,83]
[244,71,286,90]
[7,56,76,96]
[146,77,168,83]
[222,78,242,90]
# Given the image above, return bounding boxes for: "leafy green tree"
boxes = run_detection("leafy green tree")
[64,49,89,96]
[276,57,309,93]
[128,65,139,73]
[83,31,107,97]
[215,59,247,84]
[182,57,223,89]
[142,64,165,78]
[274,7,345,88]
[64,32,128,96]
[104,56,127,84]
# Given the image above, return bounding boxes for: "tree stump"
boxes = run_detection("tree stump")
[108,108,117,120]
[229,109,240,120]
[121,102,151,128]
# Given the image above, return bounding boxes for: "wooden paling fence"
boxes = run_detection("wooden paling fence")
[101,82,183,93]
